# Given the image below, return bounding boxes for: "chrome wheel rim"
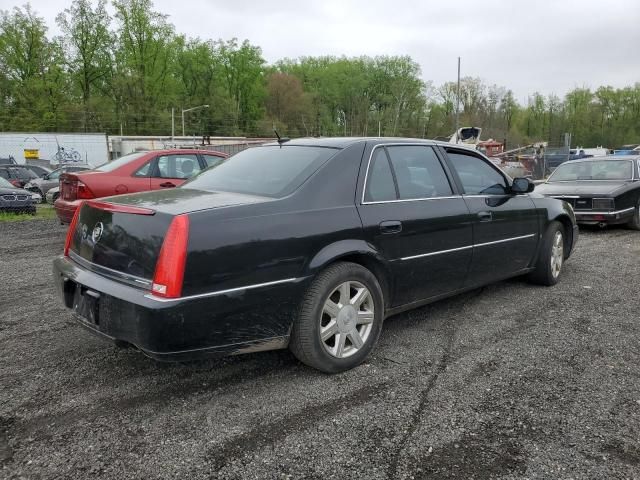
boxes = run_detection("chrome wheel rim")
[320,281,374,359]
[550,231,564,279]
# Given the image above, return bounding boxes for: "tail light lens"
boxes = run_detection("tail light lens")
[64,202,83,256]
[151,215,190,298]
[77,181,95,199]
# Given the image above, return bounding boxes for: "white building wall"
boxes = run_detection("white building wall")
[0,132,109,167]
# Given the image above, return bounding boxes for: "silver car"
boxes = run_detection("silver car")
[24,165,91,202]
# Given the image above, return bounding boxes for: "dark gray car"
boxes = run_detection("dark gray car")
[0,176,36,214]
[24,165,91,202]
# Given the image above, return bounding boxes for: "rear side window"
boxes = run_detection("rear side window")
[364,148,396,202]
[447,150,508,195]
[203,154,225,168]
[386,146,452,199]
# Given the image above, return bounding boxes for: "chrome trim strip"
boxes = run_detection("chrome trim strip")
[144,277,299,303]
[363,195,462,205]
[401,244,473,261]
[574,207,635,216]
[69,250,152,288]
[474,233,536,248]
[400,233,536,261]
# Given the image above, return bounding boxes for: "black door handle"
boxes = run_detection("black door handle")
[159,182,176,188]
[478,211,493,222]
[379,220,402,234]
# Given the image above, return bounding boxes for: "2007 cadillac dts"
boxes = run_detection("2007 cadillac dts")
[53,138,578,372]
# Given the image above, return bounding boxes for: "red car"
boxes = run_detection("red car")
[54,149,227,223]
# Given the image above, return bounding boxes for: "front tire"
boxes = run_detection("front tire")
[528,221,565,286]
[290,262,384,373]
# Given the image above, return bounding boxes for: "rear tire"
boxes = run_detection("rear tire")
[528,221,565,286]
[627,200,640,231]
[290,262,384,373]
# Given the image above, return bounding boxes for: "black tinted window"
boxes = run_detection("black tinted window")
[387,146,452,199]
[183,146,337,198]
[364,148,396,202]
[448,151,507,195]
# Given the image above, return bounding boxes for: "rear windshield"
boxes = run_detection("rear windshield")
[182,145,338,198]
[94,152,147,172]
[548,160,633,182]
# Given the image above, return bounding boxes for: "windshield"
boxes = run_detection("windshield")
[548,160,633,182]
[0,176,16,188]
[94,152,147,172]
[182,145,338,198]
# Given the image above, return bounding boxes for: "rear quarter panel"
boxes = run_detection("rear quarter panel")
[182,142,367,297]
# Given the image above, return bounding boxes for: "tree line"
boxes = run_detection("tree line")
[1,1,639,148]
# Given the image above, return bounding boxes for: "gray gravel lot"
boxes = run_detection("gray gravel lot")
[1,219,639,479]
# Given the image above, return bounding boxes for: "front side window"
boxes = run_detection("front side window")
[154,154,202,179]
[183,145,337,198]
[386,146,453,199]
[48,169,62,180]
[447,150,508,195]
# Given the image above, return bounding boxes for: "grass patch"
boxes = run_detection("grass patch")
[0,204,59,222]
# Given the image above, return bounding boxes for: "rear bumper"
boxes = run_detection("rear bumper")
[54,198,81,223]
[53,255,308,361]
[574,207,635,225]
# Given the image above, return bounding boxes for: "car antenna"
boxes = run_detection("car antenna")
[273,127,290,147]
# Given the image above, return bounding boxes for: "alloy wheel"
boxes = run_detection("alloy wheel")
[319,281,374,359]
[550,231,564,279]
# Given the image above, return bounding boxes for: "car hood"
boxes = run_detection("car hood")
[0,186,31,195]
[535,181,629,196]
[101,187,272,215]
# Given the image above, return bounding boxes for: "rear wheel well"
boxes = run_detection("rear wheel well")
[323,254,392,309]
[553,215,574,257]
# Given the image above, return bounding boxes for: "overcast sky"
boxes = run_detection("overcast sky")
[3,0,639,102]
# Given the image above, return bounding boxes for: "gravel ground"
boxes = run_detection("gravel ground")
[1,219,639,479]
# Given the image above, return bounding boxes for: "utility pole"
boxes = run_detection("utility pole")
[454,56,461,144]
[171,108,175,141]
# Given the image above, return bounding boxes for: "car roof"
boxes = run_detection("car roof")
[261,136,476,150]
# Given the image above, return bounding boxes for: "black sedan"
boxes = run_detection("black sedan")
[53,138,578,373]
[536,156,640,229]
[0,176,36,214]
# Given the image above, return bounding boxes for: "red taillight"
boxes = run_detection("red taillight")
[85,200,155,216]
[77,181,95,199]
[64,202,83,256]
[151,215,190,298]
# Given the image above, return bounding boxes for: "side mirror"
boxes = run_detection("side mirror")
[511,177,535,194]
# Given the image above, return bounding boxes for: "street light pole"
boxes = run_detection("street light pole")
[181,104,210,137]
[454,57,461,144]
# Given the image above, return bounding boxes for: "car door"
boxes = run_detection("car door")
[356,143,474,307]
[442,147,540,287]
[149,153,203,190]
